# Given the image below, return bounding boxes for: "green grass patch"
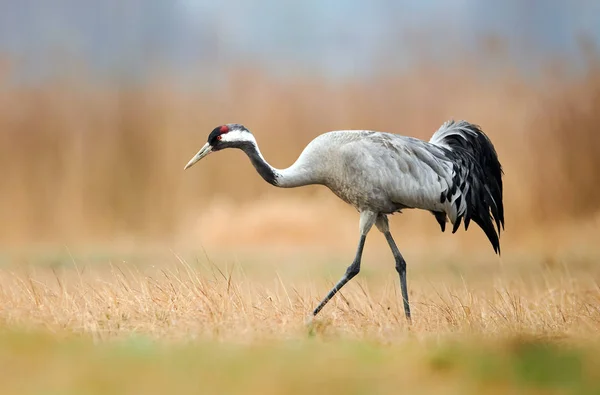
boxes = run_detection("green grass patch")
[0,330,599,395]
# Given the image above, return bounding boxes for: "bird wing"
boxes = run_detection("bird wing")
[364,133,457,213]
[324,131,457,217]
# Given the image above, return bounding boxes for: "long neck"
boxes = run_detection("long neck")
[238,141,316,188]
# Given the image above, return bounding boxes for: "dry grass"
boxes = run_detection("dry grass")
[1,250,598,343]
[1,250,599,394]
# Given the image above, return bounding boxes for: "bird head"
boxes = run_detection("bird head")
[184,123,254,170]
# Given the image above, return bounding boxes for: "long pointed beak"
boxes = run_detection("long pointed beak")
[184,143,212,170]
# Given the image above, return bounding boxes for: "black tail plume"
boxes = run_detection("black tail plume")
[430,120,505,254]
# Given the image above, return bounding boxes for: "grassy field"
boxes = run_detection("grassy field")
[1,246,599,394]
[2,42,600,395]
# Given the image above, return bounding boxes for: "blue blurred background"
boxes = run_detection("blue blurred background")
[2,1,599,83]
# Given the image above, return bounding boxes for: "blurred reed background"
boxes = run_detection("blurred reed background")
[1,1,599,254]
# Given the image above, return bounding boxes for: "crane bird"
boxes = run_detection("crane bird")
[184,120,504,322]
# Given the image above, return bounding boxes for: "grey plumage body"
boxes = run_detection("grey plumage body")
[278,130,457,215]
[184,120,505,322]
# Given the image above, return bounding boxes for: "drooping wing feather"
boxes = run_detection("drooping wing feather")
[429,120,504,253]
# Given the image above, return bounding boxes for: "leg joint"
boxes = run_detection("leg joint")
[345,262,360,278]
[395,257,406,273]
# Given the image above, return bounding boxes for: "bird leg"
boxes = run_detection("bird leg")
[375,214,411,323]
[312,235,366,316]
[384,231,411,323]
[312,211,376,316]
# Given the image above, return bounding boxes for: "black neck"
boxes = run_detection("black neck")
[238,142,278,186]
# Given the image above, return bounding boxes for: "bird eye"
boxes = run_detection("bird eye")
[217,135,222,141]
